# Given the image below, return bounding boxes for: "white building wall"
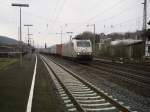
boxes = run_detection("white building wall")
[145,38,150,57]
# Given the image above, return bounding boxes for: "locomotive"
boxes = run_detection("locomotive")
[62,39,93,60]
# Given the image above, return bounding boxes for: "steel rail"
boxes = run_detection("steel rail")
[41,55,84,112]
[76,63,150,91]
[42,55,133,112]
[93,61,150,78]
[94,59,150,73]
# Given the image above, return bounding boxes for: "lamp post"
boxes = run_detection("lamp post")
[87,24,96,53]
[11,3,29,66]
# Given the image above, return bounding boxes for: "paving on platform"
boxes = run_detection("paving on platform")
[0,54,66,112]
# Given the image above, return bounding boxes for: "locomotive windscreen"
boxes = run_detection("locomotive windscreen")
[77,41,90,47]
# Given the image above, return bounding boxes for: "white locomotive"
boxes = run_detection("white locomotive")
[62,39,93,60]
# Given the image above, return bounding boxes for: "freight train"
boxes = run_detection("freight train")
[40,39,93,61]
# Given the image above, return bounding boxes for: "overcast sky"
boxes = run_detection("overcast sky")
[0,0,150,47]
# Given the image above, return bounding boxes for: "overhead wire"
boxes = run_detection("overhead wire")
[54,0,66,22]
[69,0,142,34]
[50,0,61,23]
[102,16,143,29]
[86,0,127,22]
[99,15,143,34]
[94,4,140,23]
[1,0,147,36]
[48,0,67,34]
[46,0,128,33]
[73,15,141,35]
[68,0,129,33]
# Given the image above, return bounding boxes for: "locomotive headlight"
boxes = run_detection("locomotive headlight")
[77,52,80,55]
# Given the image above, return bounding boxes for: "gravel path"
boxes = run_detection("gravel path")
[0,54,67,112]
[0,54,35,112]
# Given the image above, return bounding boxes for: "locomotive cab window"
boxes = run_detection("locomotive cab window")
[77,41,90,47]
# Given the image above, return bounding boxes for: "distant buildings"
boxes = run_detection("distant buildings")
[0,35,32,57]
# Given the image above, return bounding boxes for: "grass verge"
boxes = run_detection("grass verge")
[0,58,18,70]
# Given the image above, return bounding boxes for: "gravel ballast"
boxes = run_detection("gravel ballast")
[49,56,150,112]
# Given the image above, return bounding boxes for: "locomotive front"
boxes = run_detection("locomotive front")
[75,40,93,60]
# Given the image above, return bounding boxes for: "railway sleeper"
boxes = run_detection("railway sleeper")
[84,106,118,112]
[77,99,106,104]
[71,90,94,94]
[72,93,97,97]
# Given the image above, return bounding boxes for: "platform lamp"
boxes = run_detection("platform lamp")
[11,3,29,66]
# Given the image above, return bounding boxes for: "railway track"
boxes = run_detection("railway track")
[90,64,150,86]
[93,60,150,74]
[121,63,150,72]
[47,56,150,91]
[70,62,150,91]
[40,55,136,112]
[90,61,150,88]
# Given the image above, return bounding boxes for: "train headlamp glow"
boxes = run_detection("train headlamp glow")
[77,52,80,55]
